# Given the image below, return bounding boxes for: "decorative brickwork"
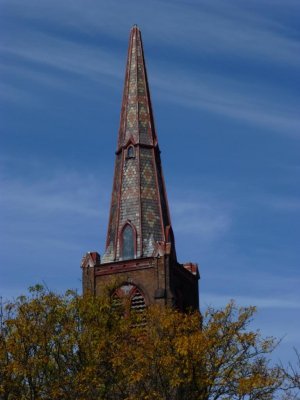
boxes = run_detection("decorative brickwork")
[82,25,200,312]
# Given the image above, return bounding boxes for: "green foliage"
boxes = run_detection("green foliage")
[0,286,295,400]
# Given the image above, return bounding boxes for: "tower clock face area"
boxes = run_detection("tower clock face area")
[81,26,199,312]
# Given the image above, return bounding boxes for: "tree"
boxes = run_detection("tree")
[0,285,293,400]
[281,349,300,400]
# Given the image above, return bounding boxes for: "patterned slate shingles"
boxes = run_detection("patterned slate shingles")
[102,26,171,263]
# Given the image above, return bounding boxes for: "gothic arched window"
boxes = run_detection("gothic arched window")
[122,224,134,259]
[112,284,146,315]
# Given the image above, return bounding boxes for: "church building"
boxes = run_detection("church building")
[81,25,199,312]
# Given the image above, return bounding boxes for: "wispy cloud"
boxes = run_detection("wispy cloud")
[3,0,300,66]
[0,32,122,84]
[254,193,300,212]
[202,293,300,309]
[151,73,300,138]
[267,196,300,212]
[0,162,110,257]
[3,46,299,136]
[0,171,103,219]
[0,159,111,295]
[170,194,231,241]
[1,0,299,136]
[0,81,39,106]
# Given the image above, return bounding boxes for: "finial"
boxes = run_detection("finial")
[132,24,139,30]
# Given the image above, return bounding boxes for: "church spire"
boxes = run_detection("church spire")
[117,24,157,150]
[102,25,173,263]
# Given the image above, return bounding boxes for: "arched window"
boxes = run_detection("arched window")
[122,224,134,259]
[112,284,146,315]
[127,145,135,158]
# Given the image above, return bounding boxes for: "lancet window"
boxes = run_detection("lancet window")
[126,145,135,158]
[122,224,135,260]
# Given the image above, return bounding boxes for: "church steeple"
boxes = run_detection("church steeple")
[82,26,199,312]
[102,25,172,263]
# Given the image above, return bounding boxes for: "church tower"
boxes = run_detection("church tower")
[81,25,199,311]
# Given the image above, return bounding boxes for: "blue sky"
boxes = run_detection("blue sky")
[1,0,300,364]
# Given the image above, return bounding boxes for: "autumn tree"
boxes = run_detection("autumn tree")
[0,285,294,400]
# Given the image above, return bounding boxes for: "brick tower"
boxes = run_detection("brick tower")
[81,25,199,311]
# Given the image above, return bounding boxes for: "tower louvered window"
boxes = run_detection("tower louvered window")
[112,284,146,315]
[130,289,146,312]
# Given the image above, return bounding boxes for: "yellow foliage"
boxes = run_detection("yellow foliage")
[0,286,287,400]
